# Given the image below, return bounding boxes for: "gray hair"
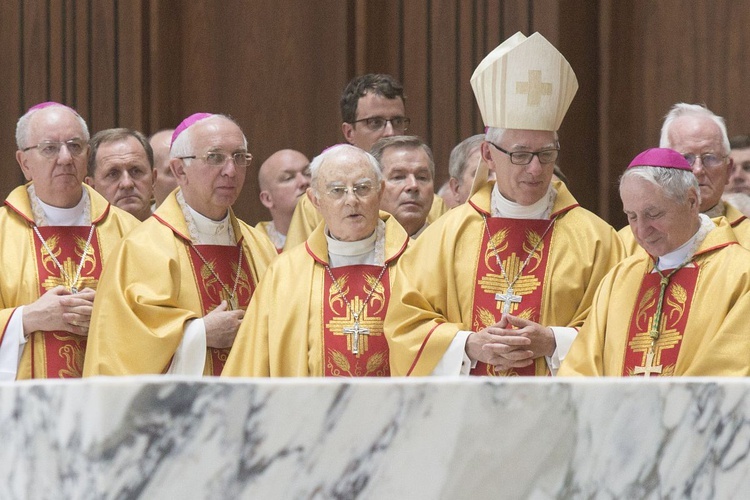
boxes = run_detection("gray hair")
[16,104,90,149]
[659,103,730,155]
[449,134,484,180]
[620,166,700,206]
[369,135,435,178]
[309,144,382,194]
[484,127,559,147]
[169,114,247,159]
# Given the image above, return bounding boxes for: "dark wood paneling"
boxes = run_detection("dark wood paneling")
[5,0,750,228]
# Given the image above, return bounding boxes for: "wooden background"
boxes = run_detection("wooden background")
[2,0,749,229]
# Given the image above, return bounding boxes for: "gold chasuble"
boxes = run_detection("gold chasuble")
[561,219,750,377]
[386,180,625,376]
[83,191,277,376]
[284,193,446,251]
[0,184,138,379]
[223,212,409,377]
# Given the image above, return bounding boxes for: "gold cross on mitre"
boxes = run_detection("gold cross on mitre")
[516,70,552,106]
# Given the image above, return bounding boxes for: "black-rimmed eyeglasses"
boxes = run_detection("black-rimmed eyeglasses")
[488,141,559,165]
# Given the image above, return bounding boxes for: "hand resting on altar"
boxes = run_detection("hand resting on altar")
[204,300,245,349]
[22,286,96,337]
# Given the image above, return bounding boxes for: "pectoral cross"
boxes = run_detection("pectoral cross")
[495,287,522,314]
[634,351,662,377]
[343,313,369,355]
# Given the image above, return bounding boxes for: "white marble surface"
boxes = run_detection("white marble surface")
[2,377,750,499]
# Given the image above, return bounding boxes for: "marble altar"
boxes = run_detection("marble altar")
[1,377,749,499]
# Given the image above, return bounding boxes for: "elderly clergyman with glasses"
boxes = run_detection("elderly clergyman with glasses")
[284,73,447,249]
[386,32,624,377]
[619,103,750,254]
[224,144,409,377]
[0,102,138,380]
[84,113,277,376]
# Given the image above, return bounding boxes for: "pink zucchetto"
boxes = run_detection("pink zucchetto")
[627,148,692,171]
[171,113,213,146]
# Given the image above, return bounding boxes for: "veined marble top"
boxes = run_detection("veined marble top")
[1,377,747,499]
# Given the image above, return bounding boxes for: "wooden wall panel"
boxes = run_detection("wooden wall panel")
[5,0,750,228]
[601,0,750,229]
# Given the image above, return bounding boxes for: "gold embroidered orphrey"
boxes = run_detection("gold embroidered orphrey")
[190,243,244,310]
[325,264,388,355]
[630,266,690,377]
[34,224,96,293]
[482,215,557,315]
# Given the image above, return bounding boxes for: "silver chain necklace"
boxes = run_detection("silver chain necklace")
[33,224,96,294]
[482,215,557,314]
[325,263,387,355]
[190,243,244,310]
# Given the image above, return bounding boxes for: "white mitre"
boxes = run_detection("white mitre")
[469,32,579,195]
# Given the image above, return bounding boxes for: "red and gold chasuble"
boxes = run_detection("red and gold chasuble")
[322,265,390,377]
[187,244,255,375]
[622,267,698,377]
[471,218,554,376]
[31,226,101,378]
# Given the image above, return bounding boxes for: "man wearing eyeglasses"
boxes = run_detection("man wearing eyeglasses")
[84,113,277,376]
[85,128,155,222]
[284,73,448,249]
[224,144,409,377]
[0,102,139,380]
[618,103,750,254]
[386,32,624,377]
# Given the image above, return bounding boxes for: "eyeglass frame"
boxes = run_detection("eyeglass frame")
[487,141,560,165]
[681,152,728,169]
[22,139,88,158]
[323,181,378,201]
[350,116,411,132]
[177,151,254,168]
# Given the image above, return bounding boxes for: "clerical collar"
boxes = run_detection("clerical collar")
[655,214,714,271]
[411,222,429,239]
[325,219,385,268]
[28,184,89,226]
[264,220,286,250]
[703,201,725,219]
[176,190,235,245]
[491,183,556,219]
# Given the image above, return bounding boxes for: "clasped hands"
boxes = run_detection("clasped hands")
[465,313,556,371]
[23,285,96,337]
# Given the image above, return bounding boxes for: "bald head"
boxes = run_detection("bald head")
[258,149,311,234]
[150,129,176,207]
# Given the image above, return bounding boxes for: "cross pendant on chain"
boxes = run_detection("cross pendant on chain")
[343,313,370,355]
[495,286,522,314]
[633,351,663,377]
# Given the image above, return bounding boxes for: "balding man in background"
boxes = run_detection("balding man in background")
[256,149,311,251]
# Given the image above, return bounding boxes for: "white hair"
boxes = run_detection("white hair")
[659,103,730,155]
[309,144,382,194]
[484,127,559,147]
[169,114,248,159]
[620,166,700,206]
[15,104,89,149]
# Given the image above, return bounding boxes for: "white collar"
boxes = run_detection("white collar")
[325,219,386,268]
[188,204,231,236]
[491,183,556,219]
[176,189,234,245]
[30,184,89,226]
[655,214,714,270]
